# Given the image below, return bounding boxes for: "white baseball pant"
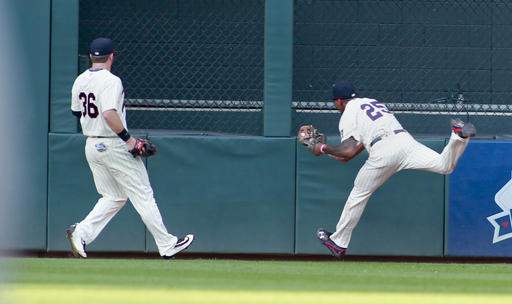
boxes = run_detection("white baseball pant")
[73,137,178,256]
[330,132,469,248]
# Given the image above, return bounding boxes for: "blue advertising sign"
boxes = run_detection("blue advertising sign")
[448,140,512,257]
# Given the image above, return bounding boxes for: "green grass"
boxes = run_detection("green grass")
[1,258,512,304]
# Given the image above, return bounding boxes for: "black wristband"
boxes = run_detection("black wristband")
[117,128,131,142]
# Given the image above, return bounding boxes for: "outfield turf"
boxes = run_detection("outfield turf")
[1,258,512,304]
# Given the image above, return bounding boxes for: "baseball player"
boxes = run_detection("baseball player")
[67,37,194,259]
[298,80,476,257]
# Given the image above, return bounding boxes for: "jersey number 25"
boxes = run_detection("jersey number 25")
[360,100,390,121]
[79,92,99,118]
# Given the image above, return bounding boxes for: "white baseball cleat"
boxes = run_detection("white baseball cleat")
[66,224,87,258]
[163,234,194,260]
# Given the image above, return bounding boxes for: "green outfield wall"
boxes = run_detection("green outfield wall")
[11,0,508,258]
[50,0,79,133]
[1,0,50,251]
[45,133,446,256]
[295,137,446,256]
[47,133,147,252]
[145,135,296,254]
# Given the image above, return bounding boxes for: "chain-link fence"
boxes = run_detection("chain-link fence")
[79,0,512,137]
[79,0,264,135]
[293,0,512,137]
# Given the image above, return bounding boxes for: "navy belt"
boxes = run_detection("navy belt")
[369,129,407,147]
[87,136,117,138]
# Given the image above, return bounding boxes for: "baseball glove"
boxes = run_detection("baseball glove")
[297,125,326,153]
[129,138,157,158]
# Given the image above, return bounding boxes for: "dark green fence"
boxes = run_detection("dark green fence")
[74,0,512,137]
[292,0,512,136]
[79,0,265,135]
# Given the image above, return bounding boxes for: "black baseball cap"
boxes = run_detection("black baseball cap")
[89,37,114,56]
[332,80,357,100]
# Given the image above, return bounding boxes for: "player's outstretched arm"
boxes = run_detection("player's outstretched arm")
[314,137,364,162]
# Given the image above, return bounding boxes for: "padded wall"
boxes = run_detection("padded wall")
[47,133,146,252]
[50,0,79,133]
[145,135,296,254]
[0,0,50,250]
[47,133,448,256]
[295,137,446,256]
[447,141,512,257]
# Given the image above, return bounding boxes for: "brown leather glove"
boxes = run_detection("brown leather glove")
[129,138,157,158]
[297,125,326,155]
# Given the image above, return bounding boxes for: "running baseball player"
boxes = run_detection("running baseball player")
[67,37,194,259]
[298,80,476,257]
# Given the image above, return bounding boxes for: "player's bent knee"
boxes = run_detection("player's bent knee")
[103,196,128,204]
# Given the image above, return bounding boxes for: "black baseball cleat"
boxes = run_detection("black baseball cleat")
[163,234,194,260]
[451,118,476,138]
[316,228,346,258]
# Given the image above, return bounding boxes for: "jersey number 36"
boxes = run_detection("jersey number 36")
[79,92,99,118]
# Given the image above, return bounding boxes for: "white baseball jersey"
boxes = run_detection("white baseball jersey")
[329,97,470,250]
[338,98,403,149]
[71,69,127,137]
[69,68,179,256]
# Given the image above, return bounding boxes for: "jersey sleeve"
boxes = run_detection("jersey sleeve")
[340,106,361,142]
[99,78,123,113]
[70,81,81,112]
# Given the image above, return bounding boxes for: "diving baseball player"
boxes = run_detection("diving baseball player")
[298,80,476,257]
[67,37,194,259]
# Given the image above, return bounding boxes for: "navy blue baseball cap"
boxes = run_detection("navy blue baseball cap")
[89,37,114,56]
[332,80,357,100]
